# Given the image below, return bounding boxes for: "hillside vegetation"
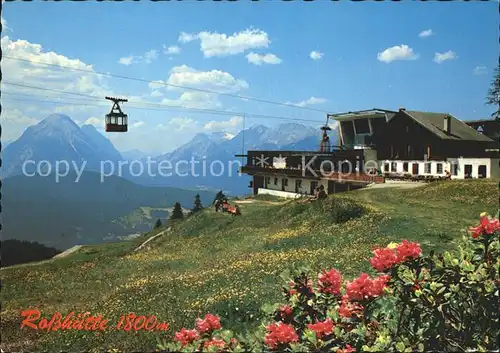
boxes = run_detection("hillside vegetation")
[1,180,498,352]
[2,172,215,250]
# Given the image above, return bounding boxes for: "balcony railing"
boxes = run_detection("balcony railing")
[240,165,385,184]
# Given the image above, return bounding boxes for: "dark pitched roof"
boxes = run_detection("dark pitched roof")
[394,110,494,142]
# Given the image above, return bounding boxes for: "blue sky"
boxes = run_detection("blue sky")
[2,1,498,154]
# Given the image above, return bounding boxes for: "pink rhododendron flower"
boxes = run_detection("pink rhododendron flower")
[195,313,221,334]
[318,268,343,295]
[264,322,299,349]
[469,215,500,238]
[395,240,422,262]
[174,328,200,346]
[346,273,390,301]
[307,318,334,338]
[369,247,399,272]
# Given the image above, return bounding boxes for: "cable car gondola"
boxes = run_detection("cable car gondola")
[105,96,128,132]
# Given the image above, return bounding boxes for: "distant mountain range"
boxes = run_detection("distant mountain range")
[2,114,335,194]
[0,114,334,251]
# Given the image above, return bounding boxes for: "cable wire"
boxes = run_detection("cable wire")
[2,92,326,123]
[3,55,332,113]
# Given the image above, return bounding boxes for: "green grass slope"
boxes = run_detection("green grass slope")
[1,180,498,352]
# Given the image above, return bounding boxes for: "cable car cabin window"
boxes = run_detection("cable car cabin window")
[353,119,370,134]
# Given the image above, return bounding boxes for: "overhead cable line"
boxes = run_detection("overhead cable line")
[2,92,326,123]
[3,55,332,113]
[2,82,325,123]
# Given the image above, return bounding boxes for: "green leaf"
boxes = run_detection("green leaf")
[396,342,406,351]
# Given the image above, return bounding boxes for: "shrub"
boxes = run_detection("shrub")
[157,213,499,352]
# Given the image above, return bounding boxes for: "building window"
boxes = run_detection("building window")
[425,163,431,174]
[391,162,397,172]
[412,163,419,175]
[354,119,370,134]
[266,177,271,185]
[464,164,473,178]
[274,177,278,185]
[451,163,458,176]
[478,165,487,178]
[296,180,302,188]
[403,162,409,172]
[436,163,443,174]
[384,163,390,172]
[284,179,288,186]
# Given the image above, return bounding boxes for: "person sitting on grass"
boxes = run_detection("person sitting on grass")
[317,185,327,200]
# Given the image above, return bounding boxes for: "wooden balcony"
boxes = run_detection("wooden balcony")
[240,165,385,184]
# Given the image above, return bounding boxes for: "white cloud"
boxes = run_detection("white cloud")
[84,117,102,127]
[151,90,163,97]
[118,56,135,66]
[434,50,457,64]
[246,52,282,65]
[418,29,434,38]
[130,120,145,128]
[1,36,112,140]
[158,117,198,131]
[118,49,158,65]
[1,108,39,141]
[473,66,487,75]
[310,51,323,60]
[153,65,249,93]
[161,91,222,110]
[179,28,270,57]
[286,96,327,107]
[1,16,12,32]
[148,65,248,109]
[179,32,198,43]
[203,116,243,131]
[163,45,181,55]
[377,45,419,63]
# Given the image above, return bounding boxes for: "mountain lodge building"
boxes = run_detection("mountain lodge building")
[237,108,500,199]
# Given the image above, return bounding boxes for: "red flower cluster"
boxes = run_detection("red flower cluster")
[279,305,293,319]
[307,318,334,338]
[369,248,398,272]
[203,338,226,350]
[346,273,390,301]
[338,295,363,318]
[264,322,299,349]
[369,241,422,272]
[469,215,500,238]
[318,269,342,295]
[337,344,356,353]
[174,328,200,346]
[196,313,221,334]
[396,240,422,262]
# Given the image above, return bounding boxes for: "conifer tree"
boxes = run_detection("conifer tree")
[154,219,162,229]
[486,63,500,119]
[169,202,184,220]
[191,194,203,214]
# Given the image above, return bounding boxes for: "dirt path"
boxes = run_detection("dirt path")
[53,245,83,259]
[367,181,427,189]
[134,227,171,252]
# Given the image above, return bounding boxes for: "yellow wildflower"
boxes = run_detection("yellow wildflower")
[387,242,399,249]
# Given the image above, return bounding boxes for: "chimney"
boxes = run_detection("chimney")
[399,107,406,111]
[443,115,451,135]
